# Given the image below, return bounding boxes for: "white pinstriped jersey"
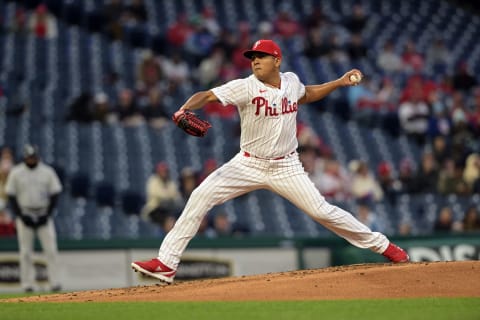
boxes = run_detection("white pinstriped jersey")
[5,162,62,213]
[212,72,305,158]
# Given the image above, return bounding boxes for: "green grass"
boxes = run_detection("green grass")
[0,298,479,320]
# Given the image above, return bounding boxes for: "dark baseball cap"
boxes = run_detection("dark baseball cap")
[23,144,38,158]
[243,39,282,59]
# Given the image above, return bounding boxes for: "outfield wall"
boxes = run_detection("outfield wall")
[0,234,478,292]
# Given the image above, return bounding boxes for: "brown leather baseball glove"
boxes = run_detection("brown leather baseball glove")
[172,110,212,137]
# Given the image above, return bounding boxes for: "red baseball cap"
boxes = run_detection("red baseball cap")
[377,161,391,176]
[243,40,282,59]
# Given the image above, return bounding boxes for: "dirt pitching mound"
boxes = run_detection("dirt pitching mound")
[9,261,480,302]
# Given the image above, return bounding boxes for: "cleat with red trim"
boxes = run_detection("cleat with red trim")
[382,243,410,263]
[131,258,176,284]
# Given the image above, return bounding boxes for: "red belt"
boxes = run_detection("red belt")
[243,151,295,160]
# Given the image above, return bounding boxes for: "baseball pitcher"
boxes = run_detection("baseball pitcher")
[132,40,409,284]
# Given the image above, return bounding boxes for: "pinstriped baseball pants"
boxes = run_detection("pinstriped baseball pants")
[158,152,390,269]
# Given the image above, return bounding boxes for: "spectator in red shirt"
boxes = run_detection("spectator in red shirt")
[166,14,194,48]
[400,74,438,103]
[231,36,253,76]
[28,3,58,39]
[273,9,302,39]
[401,41,424,73]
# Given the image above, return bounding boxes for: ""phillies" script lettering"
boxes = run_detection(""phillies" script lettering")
[252,97,298,116]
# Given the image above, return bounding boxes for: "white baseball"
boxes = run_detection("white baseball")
[349,73,362,83]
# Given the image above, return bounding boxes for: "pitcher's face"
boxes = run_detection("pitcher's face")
[250,53,281,81]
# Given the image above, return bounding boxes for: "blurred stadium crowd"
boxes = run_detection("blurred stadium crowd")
[0,0,479,241]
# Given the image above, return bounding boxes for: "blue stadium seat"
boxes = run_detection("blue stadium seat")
[121,190,145,216]
[94,181,116,208]
[69,172,90,199]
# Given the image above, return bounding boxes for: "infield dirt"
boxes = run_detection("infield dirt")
[7,261,480,302]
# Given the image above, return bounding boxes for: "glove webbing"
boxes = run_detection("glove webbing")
[182,116,211,135]
[191,116,210,131]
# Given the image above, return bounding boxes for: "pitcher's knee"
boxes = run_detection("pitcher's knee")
[189,186,219,205]
[311,200,337,221]
[181,187,217,221]
[189,187,213,202]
